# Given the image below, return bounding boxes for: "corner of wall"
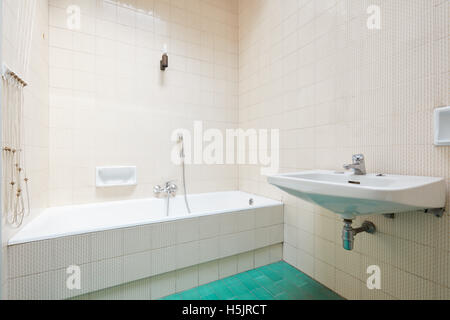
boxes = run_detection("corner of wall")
[0,0,6,301]
[0,0,50,299]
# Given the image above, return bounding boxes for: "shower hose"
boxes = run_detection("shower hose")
[181,157,191,214]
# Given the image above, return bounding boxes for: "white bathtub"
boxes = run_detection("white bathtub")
[8,191,284,300]
[9,191,282,245]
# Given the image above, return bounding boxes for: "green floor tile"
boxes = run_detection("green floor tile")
[197,284,215,298]
[246,269,265,279]
[223,277,241,286]
[202,293,220,300]
[236,274,261,291]
[210,282,236,299]
[274,292,291,300]
[262,282,285,297]
[260,267,283,282]
[229,282,254,297]
[236,292,258,300]
[162,261,344,301]
[292,274,312,287]
[252,288,274,300]
[278,280,312,300]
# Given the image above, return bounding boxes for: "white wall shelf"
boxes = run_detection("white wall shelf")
[96,166,137,187]
[434,106,450,146]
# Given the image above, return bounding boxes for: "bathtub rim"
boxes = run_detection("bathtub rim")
[8,191,283,246]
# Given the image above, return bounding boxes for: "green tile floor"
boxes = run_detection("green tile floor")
[162,261,344,300]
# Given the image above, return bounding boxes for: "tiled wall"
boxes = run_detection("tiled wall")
[48,0,239,206]
[1,0,49,299]
[2,0,449,301]
[8,205,283,300]
[238,0,450,299]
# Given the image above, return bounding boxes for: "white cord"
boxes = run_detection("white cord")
[179,137,191,214]
[2,74,30,227]
[1,0,36,227]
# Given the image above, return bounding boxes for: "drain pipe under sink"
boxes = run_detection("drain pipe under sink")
[342,220,376,251]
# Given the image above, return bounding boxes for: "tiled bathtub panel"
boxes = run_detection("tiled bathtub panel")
[8,234,92,279]
[8,262,93,300]
[176,241,200,269]
[219,213,238,235]
[198,237,220,263]
[1,241,7,299]
[198,215,221,240]
[255,206,284,228]
[219,256,239,279]
[150,246,177,276]
[175,218,199,244]
[150,272,177,300]
[123,251,153,284]
[254,246,278,268]
[176,266,199,293]
[91,229,124,261]
[9,268,67,300]
[150,222,177,249]
[198,261,220,285]
[255,224,284,248]
[236,210,256,232]
[53,234,92,270]
[88,257,125,294]
[219,231,254,258]
[8,207,281,278]
[8,245,282,300]
[85,245,282,300]
[122,224,152,255]
[269,243,283,262]
[237,251,255,273]
[8,241,56,279]
[7,206,284,299]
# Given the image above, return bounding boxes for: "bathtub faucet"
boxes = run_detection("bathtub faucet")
[153,181,178,198]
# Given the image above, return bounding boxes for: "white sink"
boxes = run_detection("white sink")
[268,170,446,219]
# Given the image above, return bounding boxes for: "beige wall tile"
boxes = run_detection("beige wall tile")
[239,0,450,300]
[47,0,239,206]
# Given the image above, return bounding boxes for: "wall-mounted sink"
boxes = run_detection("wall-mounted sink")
[268,170,446,220]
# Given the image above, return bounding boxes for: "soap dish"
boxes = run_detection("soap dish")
[96,166,137,187]
[434,106,450,146]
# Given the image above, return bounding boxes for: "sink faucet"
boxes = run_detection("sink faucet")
[343,154,366,175]
[153,181,178,198]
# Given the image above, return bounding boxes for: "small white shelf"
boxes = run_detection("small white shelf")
[434,106,450,146]
[96,166,137,187]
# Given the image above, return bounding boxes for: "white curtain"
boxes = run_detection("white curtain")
[16,0,37,76]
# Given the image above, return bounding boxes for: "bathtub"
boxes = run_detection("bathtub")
[7,191,284,300]
[9,191,281,245]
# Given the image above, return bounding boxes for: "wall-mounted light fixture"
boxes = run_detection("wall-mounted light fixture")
[160,44,168,71]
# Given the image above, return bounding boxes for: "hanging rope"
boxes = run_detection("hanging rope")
[2,73,30,227]
[1,0,36,227]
